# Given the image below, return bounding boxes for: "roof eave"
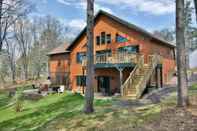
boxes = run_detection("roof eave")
[47,51,70,56]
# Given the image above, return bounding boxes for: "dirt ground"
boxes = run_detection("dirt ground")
[136,96,197,131]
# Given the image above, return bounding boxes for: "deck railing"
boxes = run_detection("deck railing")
[82,52,139,66]
[135,55,161,98]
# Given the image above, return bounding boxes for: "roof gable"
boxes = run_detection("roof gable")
[67,10,175,51]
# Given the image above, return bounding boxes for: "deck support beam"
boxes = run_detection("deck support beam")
[155,66,163,89]
[156,67,161,88]
[116,66,124,95]
[160,66,163,88]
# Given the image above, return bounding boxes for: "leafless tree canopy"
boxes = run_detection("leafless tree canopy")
[0,0,33,51]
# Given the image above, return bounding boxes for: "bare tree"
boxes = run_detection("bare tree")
[184,1,193,80]
[30,18,42,79]
[176,0,189,107]
[40,16,63,50]
[0,0,32,51]
[14,19,32,80]
[153,28,175,42]
[84,0,94,114]
[0,50,9,85]
[4,37,17,83]
[29,16,67,79]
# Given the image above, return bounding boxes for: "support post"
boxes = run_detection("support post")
[155,67,159,89]
[119,68,123,95]
[160,66,163,88]
[82,67,85,94]
[115,66,124,96]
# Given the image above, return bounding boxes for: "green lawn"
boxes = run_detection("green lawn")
[0,92,82,131]
[0,84,197,131]
[0,91,113,131]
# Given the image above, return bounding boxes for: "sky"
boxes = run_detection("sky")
[30,0,196,37]
[190,50,197,68]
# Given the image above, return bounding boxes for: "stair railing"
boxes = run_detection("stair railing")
[136,54,161,98]
[121,54,144,96]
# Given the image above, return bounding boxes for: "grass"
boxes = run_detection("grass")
[190,84,197,90]
[0,92,83,131]
[0,84,197,131]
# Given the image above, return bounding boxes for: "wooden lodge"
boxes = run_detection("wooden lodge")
[48,10,176,99]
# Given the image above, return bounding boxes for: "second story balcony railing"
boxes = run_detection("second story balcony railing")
[82,52,140,68]
[95,52,139,64]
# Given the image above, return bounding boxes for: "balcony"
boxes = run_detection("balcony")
[82,52,139,69]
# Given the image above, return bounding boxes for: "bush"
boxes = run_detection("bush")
[15,88,24,112]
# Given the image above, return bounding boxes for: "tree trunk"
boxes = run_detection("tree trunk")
[185,32,190,83]
[0,0,3,51]
[24,63,28,80]
[84,0,94,114]
[194,0,197,22]
[176,0,189,107]
[11,63,16,84]
[23,56,28,80]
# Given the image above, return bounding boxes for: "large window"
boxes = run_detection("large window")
[76,52,86,63]
[101,32,106,44]
[96,36,100,45]
[96,50,112,56]
[76,76,86,86]
[116,34,128,43]
[118,45,139,53]
[106,34,111,44]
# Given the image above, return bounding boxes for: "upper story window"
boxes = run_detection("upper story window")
[106,34,111,44]
[116,34,128,43]
[96,36,100,45]
[96,50,112,57]
[118,45,139,54]
[76,52,86,64]
[101,32,106,44]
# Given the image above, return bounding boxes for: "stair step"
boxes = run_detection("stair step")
[127,90,136,93]
[135,75,144,78]
[127,87,136,90]
[122,96,137,100]
[126,94,137,99]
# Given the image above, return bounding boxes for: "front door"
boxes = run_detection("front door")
[97,76,110,96]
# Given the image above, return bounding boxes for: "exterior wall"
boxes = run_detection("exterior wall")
[49,53,70,85]
[69,34,87,91]
[58,15,176,92]
[95,68,119,93]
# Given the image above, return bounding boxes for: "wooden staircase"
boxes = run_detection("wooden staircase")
[121,54,161,99]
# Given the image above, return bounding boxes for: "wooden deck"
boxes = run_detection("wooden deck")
[82,52,140,68]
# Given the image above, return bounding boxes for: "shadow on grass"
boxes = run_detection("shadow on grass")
[0,94,84,131]
[0,92,12,109]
